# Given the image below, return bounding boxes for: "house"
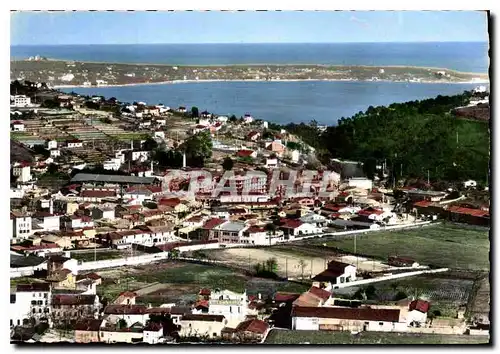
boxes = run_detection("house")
[143,322,163,344]
[199,218,227,241]
[102,304,149,328]
[12,95,31,107]
[279,219,322,238]
[129,150,151,162]
[290,150,300,163]
[291,306,406,332]
[66,139,83,149]
[33,211,61,232]
[266,140,286,156]
[407,299,430,326]
[63,215,94,230]
[11,212,33,242]
[241,225,284,246]
[236,149,257,159]
[10,283,52,328]
[11,120,25,132]
[12,162,32,183]
[300,212,327,227]
[49,149,61,158]
[247,131,261,141]
[207,289,248,328]
[292,287,332,307]
[243,114,254,124]
[51,295,100,326]
[266,158,278,168]
[463,180,477,188]
[99,325,144,343]
[348,177,373,190]
[405,189,448,202]
[92,206,116,221]
[210,221,248,244]
[157,198,189,214]
[447,206,489,226]
[222,319,269,342]
[388,256,420,268]
[179,314,227,339]
[312,260,357,290]
[154,130,165,139]
[357,207,391,222]
[74,319,102,343]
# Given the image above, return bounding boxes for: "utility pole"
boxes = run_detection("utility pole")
[285,258,288,279]
[310,259,313,279]
[427,170,430,185]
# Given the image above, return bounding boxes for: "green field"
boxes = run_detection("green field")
[321,223,490,270]
[71,250,127,262]
[97,261,309,301]
[264,330,490,345]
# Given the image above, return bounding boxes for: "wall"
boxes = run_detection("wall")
[11,263,47,278]
[100,330,143,343]
[77,252,169,271]
[75,330,99,343]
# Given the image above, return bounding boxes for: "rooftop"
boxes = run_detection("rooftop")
[71,173,156,185]
[291,306,401,322]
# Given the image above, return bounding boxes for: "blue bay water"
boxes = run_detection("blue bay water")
[63,81,478,125]
[11,42,489,73]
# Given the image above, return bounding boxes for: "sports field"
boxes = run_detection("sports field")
[320,223,489,270]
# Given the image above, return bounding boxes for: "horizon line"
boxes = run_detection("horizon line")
[11,40,489,46]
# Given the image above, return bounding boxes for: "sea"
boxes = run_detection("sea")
[11,42,489,125]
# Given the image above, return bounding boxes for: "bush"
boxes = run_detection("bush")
[393,291,408,301]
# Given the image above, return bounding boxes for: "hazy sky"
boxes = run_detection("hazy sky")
[11,11,489,45]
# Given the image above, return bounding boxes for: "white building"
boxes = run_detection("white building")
[290,150,300,163]
[348,177,373,190]
[464,180,477,188]
[240,226,284,246]
[103,158,122,171]
[312,260,357,290]
[92,206,115,221]
[207,289,248,328]
[280,220,322,237]
[179,314,227,339]
[11,121,25,132]
[143,323,163,344]
[243,114,254,124]
[66,140,83,149]
[265,158,278,168]
[12,163,32,183]
[12,95,31,107]
[33,212,60,232]
[49,149,61,158]
[407,299,430,326]
[10,283,52,328]
[130,151,151,162]
[11,213,33,242]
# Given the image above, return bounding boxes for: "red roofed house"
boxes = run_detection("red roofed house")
[293,287,332,308]
[408,299,431,326]
[222,319,269,342]
[241,225,283,246]
[236,149,258,159]
[11,120,25,131]
[144,322,164,344]
[357,207,389,222]
[447,206,490,226]
[157,198,189,213]
[199,218,227,241]
[279,219,321,238]
[247,131,261,141]
[51,295,100,326]
[291,306,406,332]
[312,260,357,290]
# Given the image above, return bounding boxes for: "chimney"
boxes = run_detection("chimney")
[182,152,186,168]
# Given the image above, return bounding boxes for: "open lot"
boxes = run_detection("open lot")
[95,261,309,304]
[205,246,391,279]
[318,223,490,270]
[264,329,490,344]
[70,249,136,262]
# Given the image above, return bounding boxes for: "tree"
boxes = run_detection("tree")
[229,115,237,123]
[191,106,199,118]
[183,131,213,167]
[222,157,234,171]
[169,249,180,259]
[265,257,278,273]
[41,99,60,109]
[143,137,159,151]
[47,163,59,175]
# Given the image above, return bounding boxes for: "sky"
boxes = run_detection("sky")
[11,11,489,45]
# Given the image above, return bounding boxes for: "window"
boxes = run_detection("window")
[10,320,13,326]
[32,308,36,314]
[379,322,384,326]
[17,320,20,326]
[44,293,48,299]
[213,332,217,337]
[39,309,42,313]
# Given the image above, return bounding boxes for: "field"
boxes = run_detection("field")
[264,330,490,344]
[95,261,309,303]
[318,223,490,270]
[70,250,134,262]
[205,246,391,279]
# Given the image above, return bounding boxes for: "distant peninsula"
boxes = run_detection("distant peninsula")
[11,58,489,88]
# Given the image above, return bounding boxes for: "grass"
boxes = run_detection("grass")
[264,330,490,344]
[10,277,43,288]
[111,133,151,140]
[320,223,490,270]
[71,250,127,262]
[97,261,310,302]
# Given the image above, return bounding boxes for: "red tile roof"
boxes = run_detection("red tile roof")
[413,200,433,208]
[73,319,102,332]
[199,288,211,296]
[52,294,96,306]
[16,283,51,292]
[81,190,116,198]
[157,197,181,207]
[280,219,303,229]
[292,306,401,322]
[358,208,384,216]
[118,291,137,298]
[307,286,332,301]
[236,149,255,157]
[104,304,148,315]
[448,206,489,217]
[246,226,266,233]
[274,292,300,303]
[409,299,430,313]
[144,322,163,332]
[181,314,225,322]
[202,218,226,230]
[235,319,269,334]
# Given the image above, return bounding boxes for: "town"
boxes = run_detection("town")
[10,80,490,344]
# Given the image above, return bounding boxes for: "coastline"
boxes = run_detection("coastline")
[14,58,489,77]
[53,77,490,90]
